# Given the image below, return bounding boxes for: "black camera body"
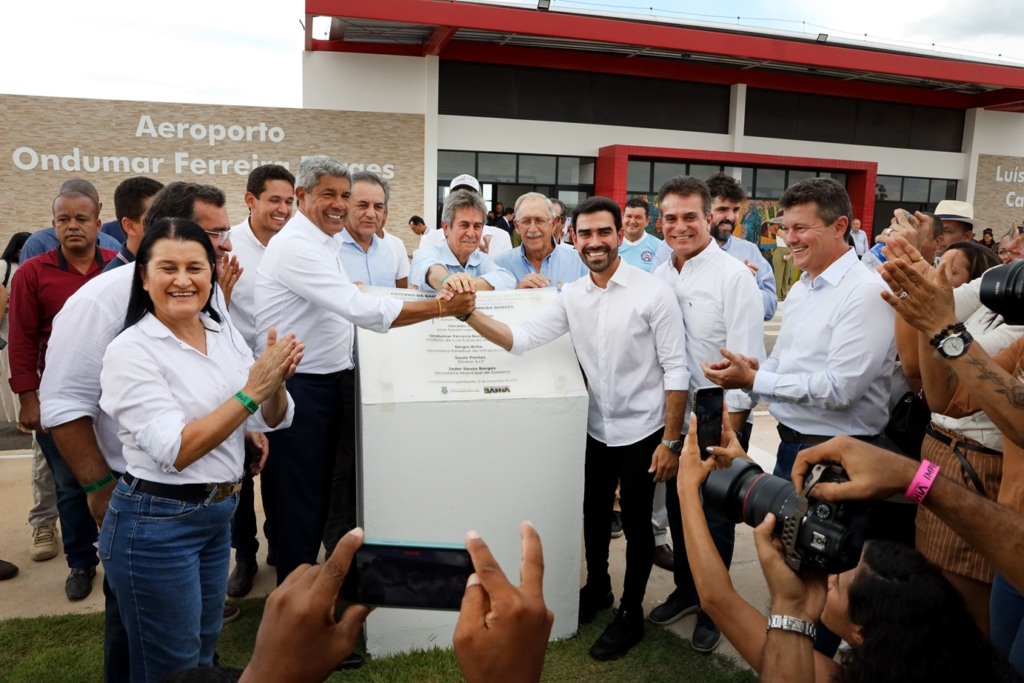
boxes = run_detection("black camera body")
[703,459,871,574]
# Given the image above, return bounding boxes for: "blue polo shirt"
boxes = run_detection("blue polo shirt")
[619,232,663,272]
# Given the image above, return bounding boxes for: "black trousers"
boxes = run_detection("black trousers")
[582,430,661,611]
[265,370,354,584]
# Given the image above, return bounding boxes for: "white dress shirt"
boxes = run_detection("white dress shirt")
[508,261,689,446]
[41,267,242,472]
[653,239,765,422]
[418,225,513,257]
[229,218,268,350]
[752,248,896,436]
[254,210,403,374]
[100,312,293,485]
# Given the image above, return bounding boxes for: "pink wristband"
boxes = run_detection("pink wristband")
[905,459,941,504]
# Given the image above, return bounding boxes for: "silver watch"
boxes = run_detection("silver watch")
[660,438,683,454]
[935,329,973,359]
[766,614,817,639]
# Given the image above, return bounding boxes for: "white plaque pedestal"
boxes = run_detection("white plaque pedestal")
[355,288,588,657]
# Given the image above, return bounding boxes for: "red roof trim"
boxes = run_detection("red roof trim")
[305,0,1024,89]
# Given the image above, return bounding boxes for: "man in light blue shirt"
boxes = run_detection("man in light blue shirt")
[494,192,587,288]
[618,198,662,272]
[410,190,515,292]
[339,172,407,288]
[850,218,869,257]
[703,178,895,479]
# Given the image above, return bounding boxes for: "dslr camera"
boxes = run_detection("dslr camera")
[980,259,1024,325]
[703,459,871,574]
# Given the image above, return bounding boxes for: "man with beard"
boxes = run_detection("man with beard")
[463,196,687,661]
[653,173,776,320]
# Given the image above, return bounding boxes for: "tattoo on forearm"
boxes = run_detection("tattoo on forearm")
[964,357,1024,409]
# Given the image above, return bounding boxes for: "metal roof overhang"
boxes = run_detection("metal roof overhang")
[305,0,1024,113]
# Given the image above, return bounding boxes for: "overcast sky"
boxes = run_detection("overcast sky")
[2,0,1023,108]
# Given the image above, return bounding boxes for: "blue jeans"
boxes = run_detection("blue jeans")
[36,431,98,569]
[992,573,1024,675]
[100,477,237,683]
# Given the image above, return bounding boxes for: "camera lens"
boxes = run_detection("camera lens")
[703,459,796,528]
[980,260,1024,325]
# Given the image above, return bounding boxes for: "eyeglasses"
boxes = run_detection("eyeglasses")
[204,229,231,245]
[517,217,551,227]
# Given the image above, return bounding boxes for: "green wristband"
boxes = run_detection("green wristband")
[440,274,450,287]
[234,390,259,415]
[83,472,115,494]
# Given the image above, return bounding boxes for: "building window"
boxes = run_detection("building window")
[439,61,730,134]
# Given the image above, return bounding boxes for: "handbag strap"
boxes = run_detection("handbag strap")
[951,445,987,498]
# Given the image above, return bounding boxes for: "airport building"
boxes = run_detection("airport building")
[302,0,1024,240]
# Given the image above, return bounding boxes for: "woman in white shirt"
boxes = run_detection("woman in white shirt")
[98,218,302,683]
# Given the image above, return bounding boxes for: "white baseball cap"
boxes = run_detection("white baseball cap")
[449,174,481,194]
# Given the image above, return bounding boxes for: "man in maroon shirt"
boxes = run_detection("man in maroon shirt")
[9,190,115,601]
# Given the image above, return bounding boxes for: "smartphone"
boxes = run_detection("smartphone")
[694,387,724,461]
[340,540,473,611]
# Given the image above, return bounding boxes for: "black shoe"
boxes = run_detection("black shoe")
[610,511,623,539]
[653,544,674,571]
[578,585,614,625]
[65,566,96,601]
[227,559,258,597]
[336,652,365,671]
[692,610,722,653]
[589,607,645,661]
[648,590,699,626]
[0,559,18,581]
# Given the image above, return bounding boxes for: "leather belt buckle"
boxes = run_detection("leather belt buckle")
[206,481,243,504]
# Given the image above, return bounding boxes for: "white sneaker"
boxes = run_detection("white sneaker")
[30,524,60,561]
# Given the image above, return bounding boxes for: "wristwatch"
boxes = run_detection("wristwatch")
[766,614,817,639]
[660,438,683,454]
[934,329,974,359]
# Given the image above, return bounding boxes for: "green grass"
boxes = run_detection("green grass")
[0,601,755,682]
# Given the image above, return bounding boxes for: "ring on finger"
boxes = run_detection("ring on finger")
[897,290,909,300]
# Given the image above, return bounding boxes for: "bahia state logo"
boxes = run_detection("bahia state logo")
[642,250,654,263]
[483,386,511,394]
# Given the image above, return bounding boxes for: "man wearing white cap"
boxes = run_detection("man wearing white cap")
[934,199,986,259]
[418,175,512,257]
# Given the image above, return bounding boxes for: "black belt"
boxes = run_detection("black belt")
[776,423,879,445]
[925,424,1000,498]
[122,472,242,503]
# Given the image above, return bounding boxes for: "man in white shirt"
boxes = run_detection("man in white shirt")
[648,175,766,653]
[651,173,777,320]
[618,198,662,272]
[339,172,407,288]
[465,196,688,662]
[703,178,895,480]
[419,175,512,258]
[850,218,869,257]
[375,207,411,287]
[227,164,295,598]
[254,156,474,584]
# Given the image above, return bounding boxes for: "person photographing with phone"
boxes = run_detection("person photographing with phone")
[648,175,765,653]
